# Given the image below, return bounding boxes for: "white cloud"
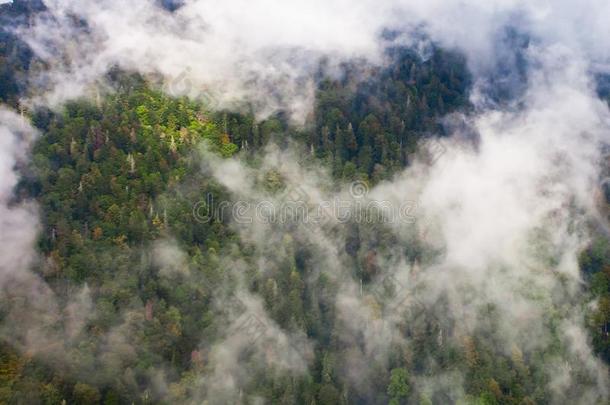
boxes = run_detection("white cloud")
[21,0,610,119]
[4,0,610,401]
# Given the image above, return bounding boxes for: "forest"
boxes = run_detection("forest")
[0,0,609,404]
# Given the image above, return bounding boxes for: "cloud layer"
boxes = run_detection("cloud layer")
[17,0,610,119]
[1,0,610,402]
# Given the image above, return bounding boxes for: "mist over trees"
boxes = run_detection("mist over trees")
[0,0,609,404]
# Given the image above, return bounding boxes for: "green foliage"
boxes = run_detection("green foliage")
[310,47,470,180]
[583,234,610,363]
[387,367,410,403]
[73,383,101,404]
[0,35,605,403]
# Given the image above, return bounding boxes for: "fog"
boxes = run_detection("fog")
[0,0,609,402]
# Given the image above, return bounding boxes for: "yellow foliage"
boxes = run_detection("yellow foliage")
[92,227,103,240]
[169,382,186,401]
[488,378,502,399]
[220,133,231,145]
[169,323,181,337]
[152,214,164,229]
[462,336,478,367]
[113,234,127,247]
[0,351,23,385]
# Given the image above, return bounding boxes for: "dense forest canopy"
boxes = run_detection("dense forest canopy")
[0,1,609,404]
